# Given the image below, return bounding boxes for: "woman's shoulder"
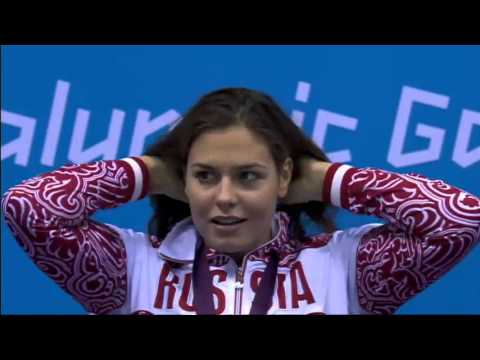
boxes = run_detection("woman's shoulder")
[105,223,163,249]
[302,222,385,250]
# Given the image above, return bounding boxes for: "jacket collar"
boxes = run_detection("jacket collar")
[157,212,298,264]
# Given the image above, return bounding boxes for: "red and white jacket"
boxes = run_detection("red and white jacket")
[2,157,479,314]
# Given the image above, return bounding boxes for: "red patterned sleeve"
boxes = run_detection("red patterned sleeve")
[323,163,480,314]
[1,157,150,314]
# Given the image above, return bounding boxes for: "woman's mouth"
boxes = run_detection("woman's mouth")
[211,219,247,233]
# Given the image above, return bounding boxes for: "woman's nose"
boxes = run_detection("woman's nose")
[215,178,237,206]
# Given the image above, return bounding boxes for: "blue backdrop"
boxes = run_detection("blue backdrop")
[2,45,479,314]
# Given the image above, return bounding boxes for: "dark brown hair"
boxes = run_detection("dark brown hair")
[144,87,336,242]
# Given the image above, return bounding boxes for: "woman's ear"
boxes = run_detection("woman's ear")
[278,157,293,198]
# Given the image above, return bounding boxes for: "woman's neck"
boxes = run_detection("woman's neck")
[227,228,274,267]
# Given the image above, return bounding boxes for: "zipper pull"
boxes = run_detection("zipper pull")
[237,267,243,281]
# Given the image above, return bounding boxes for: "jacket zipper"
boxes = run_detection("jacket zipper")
[234,267,244,314]
[233,251,253,315]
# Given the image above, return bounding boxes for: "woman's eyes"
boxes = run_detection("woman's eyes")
[239,171,260,182]
[194,171,261,183]
[194,171,214,182]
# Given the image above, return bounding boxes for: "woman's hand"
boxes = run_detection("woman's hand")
[282,158,332,205]
[140,156,188,203]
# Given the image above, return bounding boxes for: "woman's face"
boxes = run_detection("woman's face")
[185,125,292,259]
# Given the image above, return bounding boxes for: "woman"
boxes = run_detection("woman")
[3,88,479,314]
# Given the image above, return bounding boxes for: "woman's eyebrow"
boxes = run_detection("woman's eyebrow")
[191,163,267,170]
